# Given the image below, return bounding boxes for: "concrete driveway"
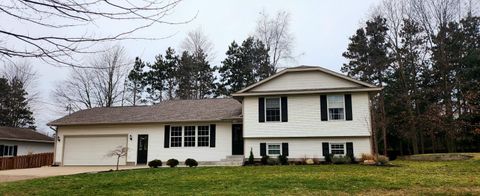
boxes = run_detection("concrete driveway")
[0,165,147,183]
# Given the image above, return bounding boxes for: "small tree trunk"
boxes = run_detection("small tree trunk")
[116,156,120,171]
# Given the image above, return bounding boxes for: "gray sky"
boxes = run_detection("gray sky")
[7,0,381,134]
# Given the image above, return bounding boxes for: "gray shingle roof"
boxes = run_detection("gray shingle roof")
[48,98,242,126]
[0,127,53,143]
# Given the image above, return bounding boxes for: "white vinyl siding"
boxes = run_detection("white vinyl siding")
[245,137,370,159]
[55,122,233,164]
[244,93,371,138]
[250,71,362,92]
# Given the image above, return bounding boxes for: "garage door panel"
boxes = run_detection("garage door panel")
[63,136,127,165]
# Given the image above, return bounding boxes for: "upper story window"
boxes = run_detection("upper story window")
[265,98,281,122]
[328,95,345,120]
[170,126,182,147]
[330,143,345,155]
[184,126,196,147]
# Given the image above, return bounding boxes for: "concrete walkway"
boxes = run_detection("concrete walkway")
[0,165,147,183]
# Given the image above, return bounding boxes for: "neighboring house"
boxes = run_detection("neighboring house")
[0,127,54,157]
[48,66,381,166]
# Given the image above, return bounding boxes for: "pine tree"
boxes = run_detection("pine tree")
[164,47,179,100]
[146,54,166,103]
[176,51,195,99]
[342,16,391,155]
[127,57,146,106]
[218,37,273,96]
[0,77,35,128]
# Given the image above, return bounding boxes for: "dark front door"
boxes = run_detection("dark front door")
[137,134,148,164]
[232,124,244,155]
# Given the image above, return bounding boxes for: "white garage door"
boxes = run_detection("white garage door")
[63,135,127,166]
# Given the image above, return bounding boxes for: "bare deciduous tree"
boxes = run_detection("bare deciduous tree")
[1,60,40,104]
[53,46,129,112]
[0,0,193,67]
[180,27,214,60]
[107,146,128,171]
[255,10,295,69]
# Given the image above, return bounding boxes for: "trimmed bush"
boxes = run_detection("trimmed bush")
[260,156,269,165]
[361,153,375,162]
[267,157,278,165]
[278,154,288,165]
[375,155,389,165]
[166,159,179,167]
[185,158,198,167]
[324,153,332,163]
[248,148,255,165]
[331,155,351,164]
[148,159,162,168]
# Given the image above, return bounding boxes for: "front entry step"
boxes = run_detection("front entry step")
[200,155,245,166]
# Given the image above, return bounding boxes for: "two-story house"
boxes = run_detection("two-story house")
[48,66,381,166]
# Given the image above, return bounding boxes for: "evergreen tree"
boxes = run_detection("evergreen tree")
[164,47,179,100]
[0,77,35,128]
[176,51,195,99]
[146,54,166,103]
[127,57,146,106]
[218,37,273,96]
[342,16,391,155]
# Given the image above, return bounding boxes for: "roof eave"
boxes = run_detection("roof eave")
[48,118,240,127]
[0,138,54,143]
[232,87,383,97]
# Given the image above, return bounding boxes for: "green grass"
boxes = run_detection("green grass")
[1,158,479,195]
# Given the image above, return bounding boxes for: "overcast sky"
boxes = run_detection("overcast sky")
[5,0,381,134]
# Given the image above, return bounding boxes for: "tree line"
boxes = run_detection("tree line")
[342,0,480,156]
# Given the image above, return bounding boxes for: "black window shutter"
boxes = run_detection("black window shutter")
[0,145,4,156]
[13,145,17,156]
[320,95,328,121]
[345,94,353,121]
[260,143,266,156]
[259,97,265,122]
[281,97,288,122]
[346,142,354,157]
[282,143,289,156]
[164,125,170,148]
[322,142,329,157]
[210,124,216,147]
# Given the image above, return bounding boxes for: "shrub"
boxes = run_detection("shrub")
[324,153,332,163]
[185,158,198,167]
[148,159,162,168]
[261,156,269,165]
[166,159,179,167]
[266,157,278,165]
[331,155,351,164]
[278,154,288,165]
[360,153,375,162]
[375,155,389,165]
[313,158,321,165]
[248,148,255,165]
[348,154,357,163]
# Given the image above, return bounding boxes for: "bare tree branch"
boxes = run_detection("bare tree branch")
[0,0,195,67]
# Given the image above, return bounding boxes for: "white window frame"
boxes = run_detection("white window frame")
[266,143,282,156]
[265,97,282,122]
[327,95,346,121]
[197,125,210,147]
[170,126,183,147]
[183,125,196,147]
[329,143,346,156]
[1,145,15,157]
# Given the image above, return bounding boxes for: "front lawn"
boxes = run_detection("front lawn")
[0,156,479,195]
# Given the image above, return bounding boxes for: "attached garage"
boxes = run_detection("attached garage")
[63,135,127,166]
